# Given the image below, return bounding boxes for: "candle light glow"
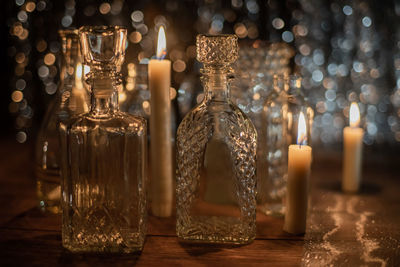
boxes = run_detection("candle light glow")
[297,111,307,146]
[156,26,167,60]
[349,102,360,128]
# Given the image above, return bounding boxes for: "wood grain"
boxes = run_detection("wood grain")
[0,139,399,266]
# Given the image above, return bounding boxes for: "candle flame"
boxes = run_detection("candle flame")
[297,111,307,146]
[349,102,360,127]
[156,26,167,60]
[76,63,82,79]
[75,63,84,90]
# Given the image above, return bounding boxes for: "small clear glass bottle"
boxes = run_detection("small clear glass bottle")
[35,29,89,213]
[286,75,314,146]
[258,74,289,216]
[120,62,150,119]
[176,34,257,244]
[59,26,147,253]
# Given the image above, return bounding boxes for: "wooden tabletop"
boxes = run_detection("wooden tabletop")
[0,140,399,266]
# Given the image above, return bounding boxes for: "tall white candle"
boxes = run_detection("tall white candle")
[149,26,173,217]
[342,102,364,193]
[284,112,312,235]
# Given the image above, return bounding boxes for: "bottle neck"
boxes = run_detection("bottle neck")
[59,39,81,94]
[90,75,119,116]
[202,67,231,102]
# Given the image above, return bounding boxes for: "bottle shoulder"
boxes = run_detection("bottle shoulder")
[177,100,256,139]
[60,111,147,134]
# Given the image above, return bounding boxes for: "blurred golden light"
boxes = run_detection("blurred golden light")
[36,40,47,52]
[127,63,136,77]
[44,53,56,65]
[253,93,260,100]
[297,111,307,145]
[293,25,308,36]
[370,68,380,79]
[349,102,360,127]
[25,1,36,12]
[316,101,326,113]
[12,90,23,102]
[126,82,134,91]
[299,44,310,56]
[12,23,23,36]
[142,101,150,109]
[15,53,25,64]
[19,29,29,40]
[129,31,142,44]
[172,60,186,73]
[99,3,111,14]
[234,23,248,38]
[119,92,127,102]
[142,101,150,115]
[323,78,334,89]
[128,68,136,77]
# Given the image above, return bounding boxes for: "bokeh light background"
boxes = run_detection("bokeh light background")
[5,0,400,147]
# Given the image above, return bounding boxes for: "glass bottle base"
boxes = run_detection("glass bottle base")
[177,216,255,245]
[62,242,144,254]
[62,230,145,253]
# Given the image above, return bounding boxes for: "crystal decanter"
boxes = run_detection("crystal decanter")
[176,34,257,244]
[59,26,147,253]
[258,74,289,216]
[35,29,89,213]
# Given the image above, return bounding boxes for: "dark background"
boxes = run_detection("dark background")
[3,0,400,152]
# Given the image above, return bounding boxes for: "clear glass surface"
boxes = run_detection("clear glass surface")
[230,43,294,216]
[120,63,150,119]
[176,34,257,244]
[35,29,89,213]
[60,26,147,253]
[59,110,147,253]
[258,74,289,216]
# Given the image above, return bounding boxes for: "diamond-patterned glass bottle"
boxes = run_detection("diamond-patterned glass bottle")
[176,34,257,244]
[59,26,147,253]
[35,29,89,214]
[258,74,289,216]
